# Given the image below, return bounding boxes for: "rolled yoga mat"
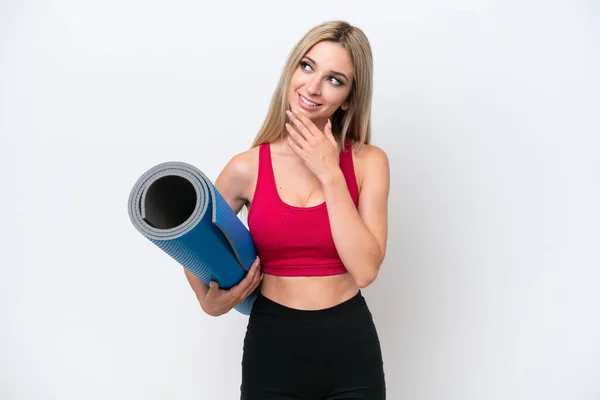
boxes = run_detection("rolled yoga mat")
[127,161,257,315]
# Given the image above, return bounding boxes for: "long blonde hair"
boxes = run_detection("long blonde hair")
[250,20,373,151]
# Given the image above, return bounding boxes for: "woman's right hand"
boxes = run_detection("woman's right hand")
[201,257,262,317]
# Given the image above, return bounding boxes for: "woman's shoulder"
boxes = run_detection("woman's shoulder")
[349,142,389,191]
[351,142,388,163]
[351,142,389,176]
[215,146,261,207]
[223,146,261,181]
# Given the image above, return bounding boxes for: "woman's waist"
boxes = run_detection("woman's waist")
[260,260,347,277]
[259,273,360,310]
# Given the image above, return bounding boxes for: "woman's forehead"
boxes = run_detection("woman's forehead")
[303,41,354,77]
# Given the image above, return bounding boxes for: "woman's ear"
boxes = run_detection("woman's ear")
[341,92,351,111]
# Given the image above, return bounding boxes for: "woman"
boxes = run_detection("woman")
[184,20,389,399]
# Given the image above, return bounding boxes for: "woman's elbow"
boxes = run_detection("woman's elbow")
[355,267,380,288]
[356,278,374,289]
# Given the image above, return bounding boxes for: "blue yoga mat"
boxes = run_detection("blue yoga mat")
[127,161,257,315]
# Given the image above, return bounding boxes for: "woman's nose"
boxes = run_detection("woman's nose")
[305,76,322,96]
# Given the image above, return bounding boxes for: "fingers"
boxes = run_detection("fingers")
[207,257,256,296]
[243,262,263,298]
[324,119,335,143]
[289,108,317,135]
[230,257,261,299]
[287,133,306,157]
[242,257,262,295]
[285,122,307,152]
[245,257,260,280]
[286,109,314,142]
[206,257,261,310]
[204,280,219,303]
[239,272,261,303]
[208,280,219,292]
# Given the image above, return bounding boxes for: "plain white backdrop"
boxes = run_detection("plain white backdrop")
[1,0,599,399]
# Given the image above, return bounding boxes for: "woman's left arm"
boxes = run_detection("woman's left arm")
[285,109,390,288]
[321,146,390,288]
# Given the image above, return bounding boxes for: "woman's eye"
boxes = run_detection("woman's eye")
[300,61,313,71]
[300,61,343,86]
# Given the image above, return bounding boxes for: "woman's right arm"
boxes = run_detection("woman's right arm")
[183,150,262,317]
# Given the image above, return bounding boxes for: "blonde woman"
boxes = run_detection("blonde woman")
[185,20,389,399]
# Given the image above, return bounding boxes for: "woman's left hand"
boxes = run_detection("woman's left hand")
[285,108,340,184]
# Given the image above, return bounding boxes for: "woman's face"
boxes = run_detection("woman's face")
[287,40,354,127]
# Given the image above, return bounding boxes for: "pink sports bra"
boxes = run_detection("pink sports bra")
[247,141,359,276]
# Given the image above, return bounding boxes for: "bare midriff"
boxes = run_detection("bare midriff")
[259,272,360,310]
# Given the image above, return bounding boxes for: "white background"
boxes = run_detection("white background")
[1,1,599,399]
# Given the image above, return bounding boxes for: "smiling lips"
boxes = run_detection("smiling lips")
[298,93,322,110]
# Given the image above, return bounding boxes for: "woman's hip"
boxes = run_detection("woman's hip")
[243,289,383,360]
[241,289,385,397]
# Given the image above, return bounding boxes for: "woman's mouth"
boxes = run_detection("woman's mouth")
[297,93,322,111]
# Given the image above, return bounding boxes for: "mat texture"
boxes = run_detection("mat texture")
[128,161,257,315]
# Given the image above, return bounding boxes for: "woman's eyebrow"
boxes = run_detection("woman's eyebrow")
[303,56,348,81]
